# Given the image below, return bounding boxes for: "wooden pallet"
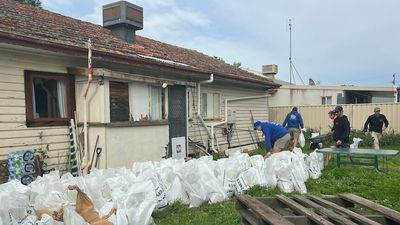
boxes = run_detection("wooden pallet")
[236,194,400,225]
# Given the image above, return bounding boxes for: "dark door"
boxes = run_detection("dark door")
[168,85,187,158]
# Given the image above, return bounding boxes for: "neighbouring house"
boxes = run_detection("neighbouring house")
[0,0,279,173]
[248,65,398,107]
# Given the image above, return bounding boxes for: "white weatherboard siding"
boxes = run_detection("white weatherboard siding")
[0,47,83,172]
[188,84,268,152]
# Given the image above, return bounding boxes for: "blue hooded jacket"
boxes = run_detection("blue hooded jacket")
[254,121,288,152]
[282,111,304,129]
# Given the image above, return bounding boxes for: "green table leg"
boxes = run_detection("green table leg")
[374,155,378,171]
[336,153,341,168]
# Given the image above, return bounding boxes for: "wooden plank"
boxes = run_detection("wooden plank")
[0,106,25,114]
[0,114,26,122]
[0,98,25,107]
[276,195,334,225]
[293,195,358,225]
[0,82,24,92]
[339,194,400,223]
[309,195,381,225]
[0,128,69,139]
[0,90,25,99]
[256,198,296,216]
[0,74,24,83]
[236,195,294,225]
[0,136,69,149]
[321,196,355,208]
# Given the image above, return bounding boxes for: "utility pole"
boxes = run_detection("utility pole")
[288,18,294,105]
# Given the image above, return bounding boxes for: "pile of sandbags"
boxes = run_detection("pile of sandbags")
[0,148,325,225]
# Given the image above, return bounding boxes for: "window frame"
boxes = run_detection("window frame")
[321,96,332,105]
[24,71,75,127]
[109,80,130,122]
[200,91,221,120]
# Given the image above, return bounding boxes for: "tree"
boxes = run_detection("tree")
[15,0,42,7]
[232,62,242,68]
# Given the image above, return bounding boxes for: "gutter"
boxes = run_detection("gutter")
[210,95,270,152]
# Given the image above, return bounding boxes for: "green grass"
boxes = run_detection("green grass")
[153,142,400,225]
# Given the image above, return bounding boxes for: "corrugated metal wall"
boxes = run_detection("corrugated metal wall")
[269,103,400,133]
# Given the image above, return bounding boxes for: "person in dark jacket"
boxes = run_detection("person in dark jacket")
[331,106,350,148]
[254,121,290,158]
[363,107,389,149]
[282,107,304,148]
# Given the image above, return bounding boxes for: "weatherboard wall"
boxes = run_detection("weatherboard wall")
[0,47,82,172]
[188,83,268,152]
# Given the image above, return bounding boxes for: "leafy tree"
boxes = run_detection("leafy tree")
[15,0,42,7]
[232,62,242,68]
[213,56,226,63]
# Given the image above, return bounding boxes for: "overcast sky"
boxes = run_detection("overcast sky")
[42,0,400,86]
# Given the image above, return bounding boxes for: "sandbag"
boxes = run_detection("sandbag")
[272,151,294,193]
[299,131,306,148]
[235,167,265,193]
[264,156,277,188]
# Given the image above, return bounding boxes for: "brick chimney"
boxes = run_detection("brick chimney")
[103,1,143,44]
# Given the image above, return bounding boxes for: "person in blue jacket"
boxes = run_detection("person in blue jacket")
[282,107,304,148]
[254,121,291,158]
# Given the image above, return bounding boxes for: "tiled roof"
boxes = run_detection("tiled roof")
[0,0,279,87]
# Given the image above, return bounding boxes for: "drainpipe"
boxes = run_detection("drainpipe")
[196,74,214,142]
[82,39,93,175]
[197,74,214,115]
[210,95,269,152]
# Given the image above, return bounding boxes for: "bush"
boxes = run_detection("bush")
[350,129,400,148]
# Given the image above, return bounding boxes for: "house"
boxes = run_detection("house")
[248,65,398,107]
[0,0,279,172]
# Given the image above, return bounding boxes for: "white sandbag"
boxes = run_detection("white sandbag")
[306,150,323,179]
[159,166,189,204]
[235,167,265,193]
[82,169,107,210]
[0,180,32,224]
[249,155,264,169]
[292,148,309,181]
[63,206,88,225]
[214,158,241,197]
[264,156,278,188]
[273,151,294,193]
[8,207,36,225]
[350,137,363,149]
[180,160,226,207]
[299,131,306,148]
[229,152,251,172]
[311,133,320,138]
[99,202,117,225]
[34,191,68,212]
[125,180,157,225]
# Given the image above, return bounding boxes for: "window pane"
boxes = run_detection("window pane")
[131,83,150,121]
[327,96,332,105]
[109,81,130,122]
[213,93,220,119]
[321,97,326,105]
[207,93,214,118]
[151,86,162,120]
[32,78,67,118]
[201,93,207,117]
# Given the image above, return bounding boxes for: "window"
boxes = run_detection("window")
[321,96,332,105]
[201,92,220,119]
[109,81,130,122]
[24,71,75,126]
[130,82,166,121]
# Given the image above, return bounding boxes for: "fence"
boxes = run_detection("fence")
[269,103,400,133]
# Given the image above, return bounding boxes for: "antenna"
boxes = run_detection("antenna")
[287,18,294,85]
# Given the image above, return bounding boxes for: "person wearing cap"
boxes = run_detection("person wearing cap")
[254,121,291,158]
[282,107,304,148]
[363,107,389,149]
[331,106,350,148]
[328,110,336,130]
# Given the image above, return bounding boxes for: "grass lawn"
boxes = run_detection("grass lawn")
[153,142,400,225]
